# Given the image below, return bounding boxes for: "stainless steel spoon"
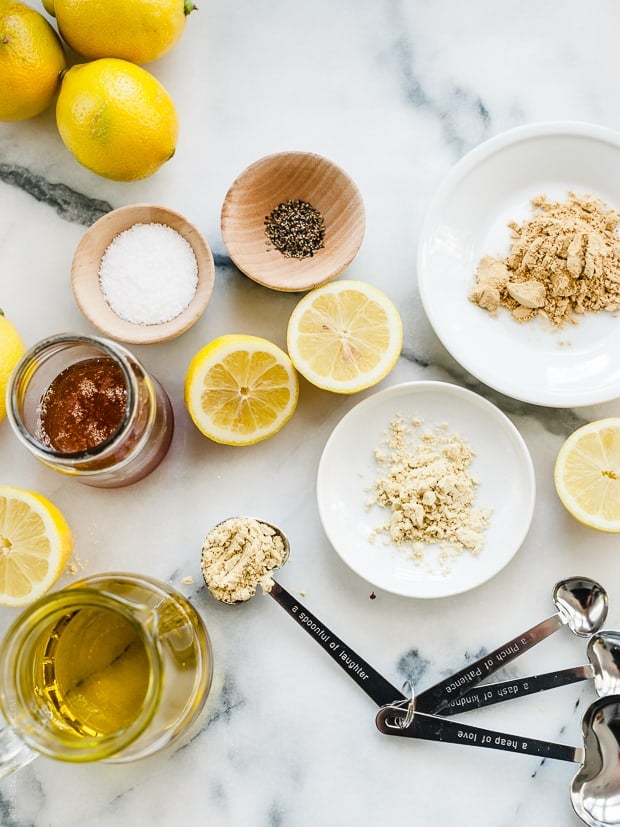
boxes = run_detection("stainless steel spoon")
[202,518,407,708]
[440,630,620,716]
[412,576,608,714]
[376,695,620,827]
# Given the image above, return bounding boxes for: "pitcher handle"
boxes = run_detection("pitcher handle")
[0,715,38,778]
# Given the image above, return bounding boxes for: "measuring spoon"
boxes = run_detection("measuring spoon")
[376,695,620,827]
[202,518,407,708]
[412,576,608,714]
[441,630,620,715]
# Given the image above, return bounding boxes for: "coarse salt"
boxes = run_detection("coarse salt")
[99,222,199,325]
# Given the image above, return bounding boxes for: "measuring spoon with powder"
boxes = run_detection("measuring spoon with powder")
[410,576,608,715]
[200,517,407,707]
[440,629,620,716]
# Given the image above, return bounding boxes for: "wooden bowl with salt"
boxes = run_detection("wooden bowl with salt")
[221,151,366,291]
[71,204,215,345]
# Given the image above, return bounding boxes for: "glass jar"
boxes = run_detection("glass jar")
[6,333,174,488]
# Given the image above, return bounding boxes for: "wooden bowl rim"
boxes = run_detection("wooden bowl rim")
[220,151,365,292]
[71,204,215,345]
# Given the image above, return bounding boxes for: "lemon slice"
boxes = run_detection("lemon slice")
[0,309,25,422]
[286,279,403,393]
[0,487,73,606]
[554,418,620,533]
[184,334,299,446]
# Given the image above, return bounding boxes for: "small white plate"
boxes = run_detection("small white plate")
[418,121,620,407]
[316,381,535,599]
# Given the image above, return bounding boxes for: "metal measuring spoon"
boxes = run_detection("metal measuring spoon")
[412,577,608,714]
[376,695,620,827]
[201,518,407,708]
[440,630,620,715]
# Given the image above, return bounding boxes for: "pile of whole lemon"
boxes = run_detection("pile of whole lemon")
[0,0,195,180]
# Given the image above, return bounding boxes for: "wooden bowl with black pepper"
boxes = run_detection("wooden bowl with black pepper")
[71,204,216,345]
[220,151,366,291]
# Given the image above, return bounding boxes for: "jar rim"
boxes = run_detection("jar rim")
[6,333,138,461]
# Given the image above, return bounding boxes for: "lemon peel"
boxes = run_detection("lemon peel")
[184,334,299,446]
[0,0,66,121]
[56,58,178,181]
[286,279,403,394]
[554,418,620,533]
[0,309,25,422]
[51,0,196,64]
[0,486,73,606]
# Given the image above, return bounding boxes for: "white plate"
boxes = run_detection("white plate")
[316,381,535,599]
[418,121,620,407]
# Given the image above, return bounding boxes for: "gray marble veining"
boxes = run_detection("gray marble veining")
[1,1,620,825]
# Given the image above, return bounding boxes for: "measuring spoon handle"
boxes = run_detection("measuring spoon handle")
[414,613,564,714]
[376,705,584,764]
[268,582,405,708]
[440,664,595,716]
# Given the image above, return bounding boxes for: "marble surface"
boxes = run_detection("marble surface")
[1,1,620,825]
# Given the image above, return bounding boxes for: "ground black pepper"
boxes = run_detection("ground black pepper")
[264,199,326,259]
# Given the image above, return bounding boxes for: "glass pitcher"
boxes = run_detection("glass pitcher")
[0,573,213,776]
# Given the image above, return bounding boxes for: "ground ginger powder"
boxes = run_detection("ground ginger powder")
[201,517,287,603]
[469,192,620,326]
[366,415,491,575]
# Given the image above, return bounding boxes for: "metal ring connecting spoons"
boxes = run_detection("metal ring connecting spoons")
[441,630,620,715]
[376,694,620,827]
[412,576,608,714]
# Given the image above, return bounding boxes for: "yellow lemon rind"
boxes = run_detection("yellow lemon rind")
[286,279,403,394]
[0,311,25,422]
[184,334,299,447]
[0,486,73,606]
[554,418,620,533]
[55,58,178,182]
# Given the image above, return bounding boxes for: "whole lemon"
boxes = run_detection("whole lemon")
[0,309,25,422]
[46,0,196,65]
[0,0,66,121]
[56,58,179,181]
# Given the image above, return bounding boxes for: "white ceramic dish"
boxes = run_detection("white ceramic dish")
[418,121,620,407]
[316,381,535,599]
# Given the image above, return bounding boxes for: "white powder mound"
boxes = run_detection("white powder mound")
[99,222,198,325]
[367,414,491,575]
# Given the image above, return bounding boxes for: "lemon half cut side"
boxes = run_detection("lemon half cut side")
[554,418,620,533]
[184,334,299,446]
[0,486,73,606]
[286,279,403,394]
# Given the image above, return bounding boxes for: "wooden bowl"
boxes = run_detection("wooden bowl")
[71,204,215,345]
[220,151,365,291]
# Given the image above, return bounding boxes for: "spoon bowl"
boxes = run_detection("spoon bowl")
[555,578,609,636]
[572,696,620,826]
[201,517,290,604]
[589,632,620,697]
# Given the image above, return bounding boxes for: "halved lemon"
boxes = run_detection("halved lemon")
[554,418,620,533]
[0,486,73,606]
[184,334,299,446]
[286,279,402,394]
